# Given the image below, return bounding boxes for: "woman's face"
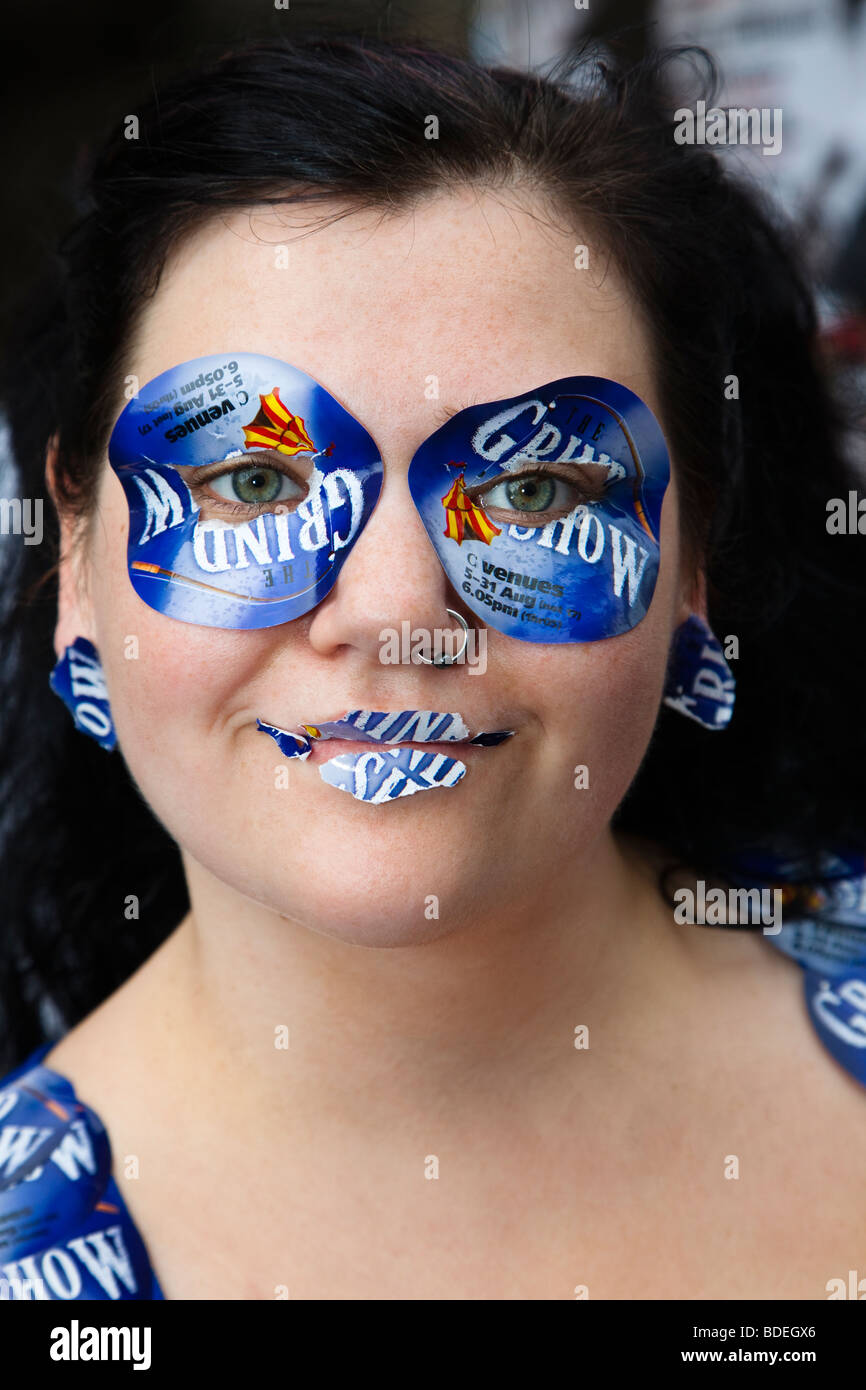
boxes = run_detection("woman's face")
[57,187,691,945]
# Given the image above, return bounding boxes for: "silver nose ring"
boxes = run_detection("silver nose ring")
[416,609,470,666]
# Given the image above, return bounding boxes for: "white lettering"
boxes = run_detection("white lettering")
[471,400,546,462]
[608,525,649,605]
[132,469,187,544]
[323,468,364,550]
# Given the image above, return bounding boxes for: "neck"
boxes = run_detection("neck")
[138,829,694,1141]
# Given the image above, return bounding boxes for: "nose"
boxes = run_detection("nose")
[304,454,473,664]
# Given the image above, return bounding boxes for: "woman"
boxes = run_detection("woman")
[1,32,865,1302]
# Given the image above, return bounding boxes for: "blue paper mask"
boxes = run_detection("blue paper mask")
[406,376,670,642]
[108,353,384,629]
[109,361,669,642]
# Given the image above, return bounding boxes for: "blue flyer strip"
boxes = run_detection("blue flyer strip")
[804,967,866,1088]
[110,362,672,644]
[407,375,670,643]
[108,353,383,631]
[0,1061,161,1299]
[319,746,467,801]
[662,614,736,729]
[48,637,116,751]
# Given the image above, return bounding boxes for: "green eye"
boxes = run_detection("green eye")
[476,469,601,522]
[481,474,562,514]
[231,465,284,503]
[503,476,556,512]
[205,463,306,508]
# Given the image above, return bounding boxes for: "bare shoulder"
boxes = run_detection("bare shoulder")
[41,920,190,1128]
[680,914,866,1122]
[675,915,866,1265]
[625,831,866,1129]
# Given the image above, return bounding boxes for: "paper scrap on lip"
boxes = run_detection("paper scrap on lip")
[318,746,467,802]
[302,709,472,743]
[257,708,515,760]
[256,720,313,760]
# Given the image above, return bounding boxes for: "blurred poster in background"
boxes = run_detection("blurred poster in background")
[2,0,864,487]
[473,0,866,464]
[654,0,866,441]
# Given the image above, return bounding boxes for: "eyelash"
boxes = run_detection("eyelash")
[185,456,308,517]
[435,399,481,428]
[432,407,610,517]
[181,450,605,528]
[469,463,606,518]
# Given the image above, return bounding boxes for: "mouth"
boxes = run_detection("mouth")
[257,708,515,802]
[299,735,506,765]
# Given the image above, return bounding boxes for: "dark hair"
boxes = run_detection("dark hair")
[2,31,864,1071]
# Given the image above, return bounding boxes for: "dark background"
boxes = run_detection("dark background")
[2,0,865,420]
[0,0,656,343]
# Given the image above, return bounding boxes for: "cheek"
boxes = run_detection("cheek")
[86,480,268,794]
[526,494,682,830]
[524,617,670,819]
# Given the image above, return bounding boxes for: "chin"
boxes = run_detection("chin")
[197,850,479,949]
[296,912,462,951]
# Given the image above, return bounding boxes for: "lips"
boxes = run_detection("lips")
[257,708,515,756]
[257,709,514,802]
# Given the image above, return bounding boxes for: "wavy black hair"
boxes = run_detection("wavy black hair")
[1,31,864,1072]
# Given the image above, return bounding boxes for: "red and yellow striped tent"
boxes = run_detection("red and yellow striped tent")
[242,388,317,456]
[441,470,502,545]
